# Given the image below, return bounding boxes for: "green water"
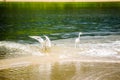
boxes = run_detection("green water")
[0,2,120,41]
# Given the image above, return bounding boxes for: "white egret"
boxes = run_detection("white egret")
[75,32,82,48]
[29,35,52,52]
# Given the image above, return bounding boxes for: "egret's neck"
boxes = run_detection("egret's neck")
[78,34,81,38]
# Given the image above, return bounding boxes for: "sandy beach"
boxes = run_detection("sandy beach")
[0,54,120,70]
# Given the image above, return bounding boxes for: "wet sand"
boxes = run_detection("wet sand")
[0,54,120,70]
[1,58,120,80]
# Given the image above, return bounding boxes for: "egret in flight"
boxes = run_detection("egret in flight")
[75,32,82,48]
[29,35,52,52]
[29,36,44,48]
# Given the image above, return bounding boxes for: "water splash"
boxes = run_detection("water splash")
[0,35,120,59]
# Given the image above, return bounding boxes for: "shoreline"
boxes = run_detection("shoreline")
[0,55,120,70]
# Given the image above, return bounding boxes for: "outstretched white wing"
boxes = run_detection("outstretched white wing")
[44,35,52,48]
[29,36,45,48]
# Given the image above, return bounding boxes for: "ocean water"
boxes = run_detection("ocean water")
[0,2,120,41]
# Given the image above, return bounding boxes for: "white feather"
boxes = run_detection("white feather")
[44,35,52,48]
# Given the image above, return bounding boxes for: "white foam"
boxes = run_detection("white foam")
[0,37,120,58]
[0,41,44,56]
[83,49,117,57]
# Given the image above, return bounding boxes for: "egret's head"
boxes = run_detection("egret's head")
[79,32,82,35]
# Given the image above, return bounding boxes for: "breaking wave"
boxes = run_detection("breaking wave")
[0,35,120,59]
